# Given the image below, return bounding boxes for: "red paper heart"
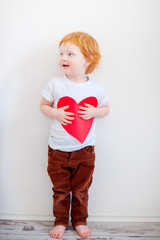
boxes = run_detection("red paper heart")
[57,96,98,143]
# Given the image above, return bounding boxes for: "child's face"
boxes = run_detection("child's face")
[59,43,90,78]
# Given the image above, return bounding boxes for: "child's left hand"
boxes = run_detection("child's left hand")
[78,103,96,120]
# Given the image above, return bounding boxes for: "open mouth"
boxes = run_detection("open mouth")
[62,64,69,67]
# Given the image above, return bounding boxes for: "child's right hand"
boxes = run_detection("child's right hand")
[55,105,74,125]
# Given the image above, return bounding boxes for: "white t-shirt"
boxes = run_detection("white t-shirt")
[42,75,108,152]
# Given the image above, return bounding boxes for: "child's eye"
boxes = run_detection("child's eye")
[68,53,73,56]
[60,52,63,56]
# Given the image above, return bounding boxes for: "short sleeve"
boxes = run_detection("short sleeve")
[41,78,55,102]
[97,85,109,107]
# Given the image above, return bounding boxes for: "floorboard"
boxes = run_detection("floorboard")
[0,220,160,240]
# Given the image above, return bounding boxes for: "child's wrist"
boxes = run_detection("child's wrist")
[92,107,98,118]
[51,108,57,119]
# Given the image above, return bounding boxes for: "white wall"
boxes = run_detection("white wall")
[0,0,160,221]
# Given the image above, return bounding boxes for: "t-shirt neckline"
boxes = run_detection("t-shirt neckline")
[63,75,93,87]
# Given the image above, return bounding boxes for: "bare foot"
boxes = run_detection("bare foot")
[75,225,92,238]
[49,225,66,239]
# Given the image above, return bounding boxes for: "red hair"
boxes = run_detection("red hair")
[59,32,101,74]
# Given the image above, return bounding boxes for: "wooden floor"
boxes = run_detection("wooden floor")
[0,220,160,240]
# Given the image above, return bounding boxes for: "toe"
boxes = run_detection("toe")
[57,233,61,239]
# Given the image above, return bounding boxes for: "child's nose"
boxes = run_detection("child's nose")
[62,54,67,60]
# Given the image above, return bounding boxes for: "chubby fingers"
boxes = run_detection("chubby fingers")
[84,103,93,107]
[61,113,74,125]
[61,106,74,125]
[61,115,74,125]
[78,103,93,111]
[78,108,90,119]
[59,105,74,116]
[61,119,72,125]
[78,106,87,111]
[64,111,74,123]
[78,103,95,120]
[60,105,69,110]
[65,111,74,117]
[77,106,89,114]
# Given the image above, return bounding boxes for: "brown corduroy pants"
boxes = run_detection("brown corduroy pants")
[47,145,95,227]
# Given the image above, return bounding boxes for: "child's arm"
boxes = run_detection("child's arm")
[78,103,110,120]
[40,97,74,125]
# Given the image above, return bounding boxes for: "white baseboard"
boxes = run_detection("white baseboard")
[88,214,160,222]
[0,212,160,222]
[0,212,54,221]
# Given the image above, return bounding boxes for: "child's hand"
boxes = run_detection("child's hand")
[78,103,96,120]
[55,106,74,125]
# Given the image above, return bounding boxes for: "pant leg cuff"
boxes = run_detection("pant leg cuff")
[54,220,69,228]
[72,220,87,228]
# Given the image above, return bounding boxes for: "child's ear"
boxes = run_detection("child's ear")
[85,55,93,66]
